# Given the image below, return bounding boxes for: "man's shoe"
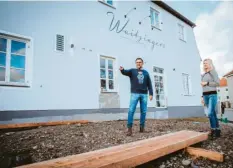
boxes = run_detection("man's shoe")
[139,126,144,133]
[126,127,132,136]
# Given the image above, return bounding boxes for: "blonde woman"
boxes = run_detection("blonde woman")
[201,59,220,138]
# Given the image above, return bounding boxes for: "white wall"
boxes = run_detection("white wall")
[226,76,233,107]
[0,1,202,111]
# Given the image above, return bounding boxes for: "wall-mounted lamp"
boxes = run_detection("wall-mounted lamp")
[124,7,136,18]
[139,15,151,25]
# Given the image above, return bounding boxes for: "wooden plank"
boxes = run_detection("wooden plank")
[29,131,188,168]
[187,147,224,162]
[18,131,186,168]
[0,120,90,129]
[17,130,208,168]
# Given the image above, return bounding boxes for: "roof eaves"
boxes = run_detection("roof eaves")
[152,1,196,28]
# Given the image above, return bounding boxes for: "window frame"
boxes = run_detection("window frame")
[150,7,162,30]
[0,38,7,82]
[153,66,167,108]
[182,73,192,96]
[178,23,186,42]
[0,31,32,87]
[99,0,116,9]
[99,56,117,93]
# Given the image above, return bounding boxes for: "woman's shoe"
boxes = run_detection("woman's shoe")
[209,129,215,139]
[215,129,221,138]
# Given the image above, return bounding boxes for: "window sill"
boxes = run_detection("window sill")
[155,107,167,109]
[0,82,30,88]
[179,38,186,43]
[151,25,162,31]
[101,91,118,94]
[55,50,65,53]
[182,94,194,96]
[98,1,116,9]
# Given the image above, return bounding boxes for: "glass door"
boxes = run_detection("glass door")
[153,67,166,108]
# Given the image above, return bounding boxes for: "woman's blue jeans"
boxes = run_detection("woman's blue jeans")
[203,94,219,129]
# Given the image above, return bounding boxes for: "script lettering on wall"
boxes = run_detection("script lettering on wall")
[107,12,165,50]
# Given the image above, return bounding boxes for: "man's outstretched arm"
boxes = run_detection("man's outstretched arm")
[120,66,132,77]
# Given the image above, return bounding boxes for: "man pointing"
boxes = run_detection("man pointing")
[120,58,153,136]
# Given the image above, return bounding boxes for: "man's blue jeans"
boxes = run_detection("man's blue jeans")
[203,94,219,129]
[127,93,148,128]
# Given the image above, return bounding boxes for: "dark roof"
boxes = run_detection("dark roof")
[224,70,233,77]
[152,1,196,28]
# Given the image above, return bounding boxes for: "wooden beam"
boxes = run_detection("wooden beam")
[187,147,224,162]
[17,130,208,168]
[0,120,90,129]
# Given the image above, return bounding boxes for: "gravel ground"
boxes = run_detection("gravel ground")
[0,118,233,168]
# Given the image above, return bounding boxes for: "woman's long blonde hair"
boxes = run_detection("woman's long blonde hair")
[203,58,215,72]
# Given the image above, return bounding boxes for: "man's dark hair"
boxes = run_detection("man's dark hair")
[135,58,144,62]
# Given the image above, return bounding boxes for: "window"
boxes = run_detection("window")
[226,88,228,91]
[100,56,115,92]
[178,24,185,41]
[106,0,113,6]
[99,0,114,7]
[182,73,192,95]
[150,8,160,29]
[153,67,166,108]
[0,35,29,86]
[56,34,64,52]
[227,96,229,99]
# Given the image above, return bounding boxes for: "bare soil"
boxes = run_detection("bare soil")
[0,118,233,168]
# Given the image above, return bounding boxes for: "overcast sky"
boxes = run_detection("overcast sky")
[166,0,233,77]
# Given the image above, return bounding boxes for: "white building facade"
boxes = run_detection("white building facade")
[217,77,230,104]
[225,73,233,108]
[0,1,204,124]
[217,87,230,102]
